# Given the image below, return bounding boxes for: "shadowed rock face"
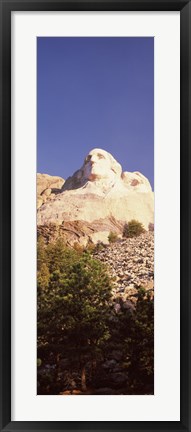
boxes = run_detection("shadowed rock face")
[37,149,154,244]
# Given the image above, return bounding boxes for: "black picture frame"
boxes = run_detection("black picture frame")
[0,1,190,431]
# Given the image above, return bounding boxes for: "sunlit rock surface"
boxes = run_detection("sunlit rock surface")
[37,173,65,209]
[37,149,154,244]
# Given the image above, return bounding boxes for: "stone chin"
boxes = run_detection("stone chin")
[88,172,101,181]
[87,172,114,182]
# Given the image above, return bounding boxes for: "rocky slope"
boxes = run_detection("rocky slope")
[58,233,154,396]
[93,231,154,305]
[37,149,154,244]
[37,227,154,302]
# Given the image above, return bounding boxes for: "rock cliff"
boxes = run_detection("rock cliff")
[37,149,154,244]
[37,173,65,209]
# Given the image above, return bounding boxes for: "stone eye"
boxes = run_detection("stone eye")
[85,155,91,163]
[98,154,104,159]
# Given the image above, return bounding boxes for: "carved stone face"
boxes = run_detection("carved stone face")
[83,148,122,181]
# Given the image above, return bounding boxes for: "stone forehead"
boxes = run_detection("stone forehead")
[82,148,122,176]
[88,148,110,156]
[87,148,117,164]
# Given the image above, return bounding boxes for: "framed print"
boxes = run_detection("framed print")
[0,1,190,431]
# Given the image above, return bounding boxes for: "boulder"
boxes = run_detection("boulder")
[37,173,65,209]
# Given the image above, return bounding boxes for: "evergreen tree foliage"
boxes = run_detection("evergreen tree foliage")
[37,238,154,395]
[37,240,113,392]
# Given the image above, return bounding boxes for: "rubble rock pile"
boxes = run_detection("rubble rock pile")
[93,231,154,302]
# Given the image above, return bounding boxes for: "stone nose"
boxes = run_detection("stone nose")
[90,155,97,163]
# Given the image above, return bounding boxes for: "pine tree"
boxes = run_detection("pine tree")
[37,247,113,392]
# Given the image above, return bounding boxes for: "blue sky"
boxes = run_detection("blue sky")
[37,37,154,189]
